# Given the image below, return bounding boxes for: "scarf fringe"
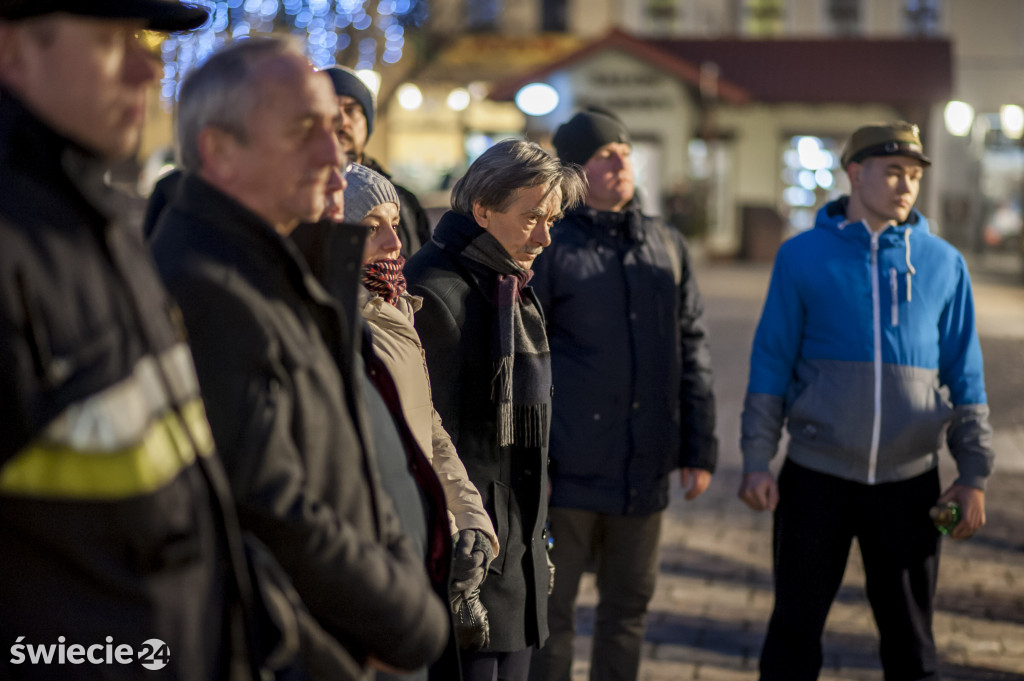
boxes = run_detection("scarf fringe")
[496,403,549,449]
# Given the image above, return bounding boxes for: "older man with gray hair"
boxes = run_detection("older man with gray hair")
[404,139,586,681]
[150,36,448,678]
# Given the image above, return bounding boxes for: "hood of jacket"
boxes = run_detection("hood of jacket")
[564,199,646,243]
[815,195,931,238]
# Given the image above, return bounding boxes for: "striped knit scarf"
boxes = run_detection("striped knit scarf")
[432,211,551,448]
[362,256,407,305]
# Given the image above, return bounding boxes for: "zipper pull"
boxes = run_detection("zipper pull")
[889,268,899,327]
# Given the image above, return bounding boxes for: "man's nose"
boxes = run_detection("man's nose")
[532,220,553,248]
[318,126,345,166]
[125,40,160,87]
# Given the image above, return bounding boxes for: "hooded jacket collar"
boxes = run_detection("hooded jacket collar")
[816,196,931,248]
[564,199,645,243]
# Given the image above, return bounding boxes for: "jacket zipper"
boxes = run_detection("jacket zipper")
[889,267,899,327]
[868,230,881,484]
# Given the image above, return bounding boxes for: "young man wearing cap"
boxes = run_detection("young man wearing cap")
[0,3,274,680]
[739,121,994,681]
[322,65,432,256]
[529,108,718,681]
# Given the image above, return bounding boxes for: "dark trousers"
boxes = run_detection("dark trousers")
[461,648,534,681]
[761,461,941,681]
[531,508,662,681]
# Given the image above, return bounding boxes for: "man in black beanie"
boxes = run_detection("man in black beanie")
[529,108,719,681]
[322,65,432,256]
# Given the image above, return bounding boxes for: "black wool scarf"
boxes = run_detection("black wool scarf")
[432,211,551,448]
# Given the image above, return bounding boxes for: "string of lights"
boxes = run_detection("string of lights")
[160,0,426,104]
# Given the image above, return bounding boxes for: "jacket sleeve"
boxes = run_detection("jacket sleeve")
[408,283,464,444]
[171,275,446,671]
[938,256,995,489]
[428,406,499,555]
[0,289,36,463]
[740,246,804,474]
[674,233,718,472]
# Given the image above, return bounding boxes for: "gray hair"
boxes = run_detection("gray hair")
[450,139,587,216]
[175,36,303,172]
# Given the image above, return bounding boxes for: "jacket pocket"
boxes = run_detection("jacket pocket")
[785,360,874,455]
[879,367,953,457]
[487,480,511,576]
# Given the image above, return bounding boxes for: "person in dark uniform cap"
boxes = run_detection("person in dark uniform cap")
[0,3,359,680]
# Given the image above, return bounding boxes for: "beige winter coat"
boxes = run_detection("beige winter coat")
[361,291,499,556]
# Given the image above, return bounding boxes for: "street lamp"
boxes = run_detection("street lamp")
[514,82,559,117]
[944,100,975,137]
[397,83,423,111]
[1000,104,1024,140]
[447,88,471,112]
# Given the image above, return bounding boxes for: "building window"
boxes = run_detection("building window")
[466,0,501,32]
[742,0,784,36]
[827,0,861,36]
[904,0,942,36]
[647,0,677,24]
[542,0,568,31]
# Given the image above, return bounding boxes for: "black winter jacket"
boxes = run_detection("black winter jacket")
[292,221,459,681]
[0,91,238,680]
[151,174,448,671]
[530,204,718,516]
[404,212,550,652]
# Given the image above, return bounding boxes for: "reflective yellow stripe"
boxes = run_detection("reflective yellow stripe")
[0,400,214,500]
[180,399,216,457]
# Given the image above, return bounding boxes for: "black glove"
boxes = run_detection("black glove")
[450,587,490,651]
[450,529,494,594]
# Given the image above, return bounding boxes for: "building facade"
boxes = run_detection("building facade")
[373,0,1024,257]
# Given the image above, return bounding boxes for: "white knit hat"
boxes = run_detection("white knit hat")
[342,163,400,224]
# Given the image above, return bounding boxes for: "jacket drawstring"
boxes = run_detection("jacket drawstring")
[904,228,916,302]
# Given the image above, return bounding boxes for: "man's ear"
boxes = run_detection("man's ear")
[472,201,490,230]
[197,127,238,185]
[846,161,862,191]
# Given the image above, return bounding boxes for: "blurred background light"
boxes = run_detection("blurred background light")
[397,83,423,110]
[447,88,471,112]
[514,82,559,116]
[1000,104,1024,140]
[944,100,975,137]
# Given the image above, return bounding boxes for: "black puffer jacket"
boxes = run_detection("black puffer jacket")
[530,204,718,516]
[151,174,448,671]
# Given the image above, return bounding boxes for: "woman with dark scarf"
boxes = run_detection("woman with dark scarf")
[343,164,501,668]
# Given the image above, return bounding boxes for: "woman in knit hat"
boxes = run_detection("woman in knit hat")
[343,164,501,658]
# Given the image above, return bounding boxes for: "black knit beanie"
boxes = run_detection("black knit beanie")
[552,107,631,167]
[322,65,375,139]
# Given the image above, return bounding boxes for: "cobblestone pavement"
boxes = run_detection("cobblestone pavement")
[564,259,1024,681]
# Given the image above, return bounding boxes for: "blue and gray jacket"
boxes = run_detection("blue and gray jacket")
[741,197,994,489]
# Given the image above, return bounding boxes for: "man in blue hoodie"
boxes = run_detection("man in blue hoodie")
[740,122,994,681]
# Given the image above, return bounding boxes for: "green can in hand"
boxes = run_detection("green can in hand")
[930,501,962,536]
